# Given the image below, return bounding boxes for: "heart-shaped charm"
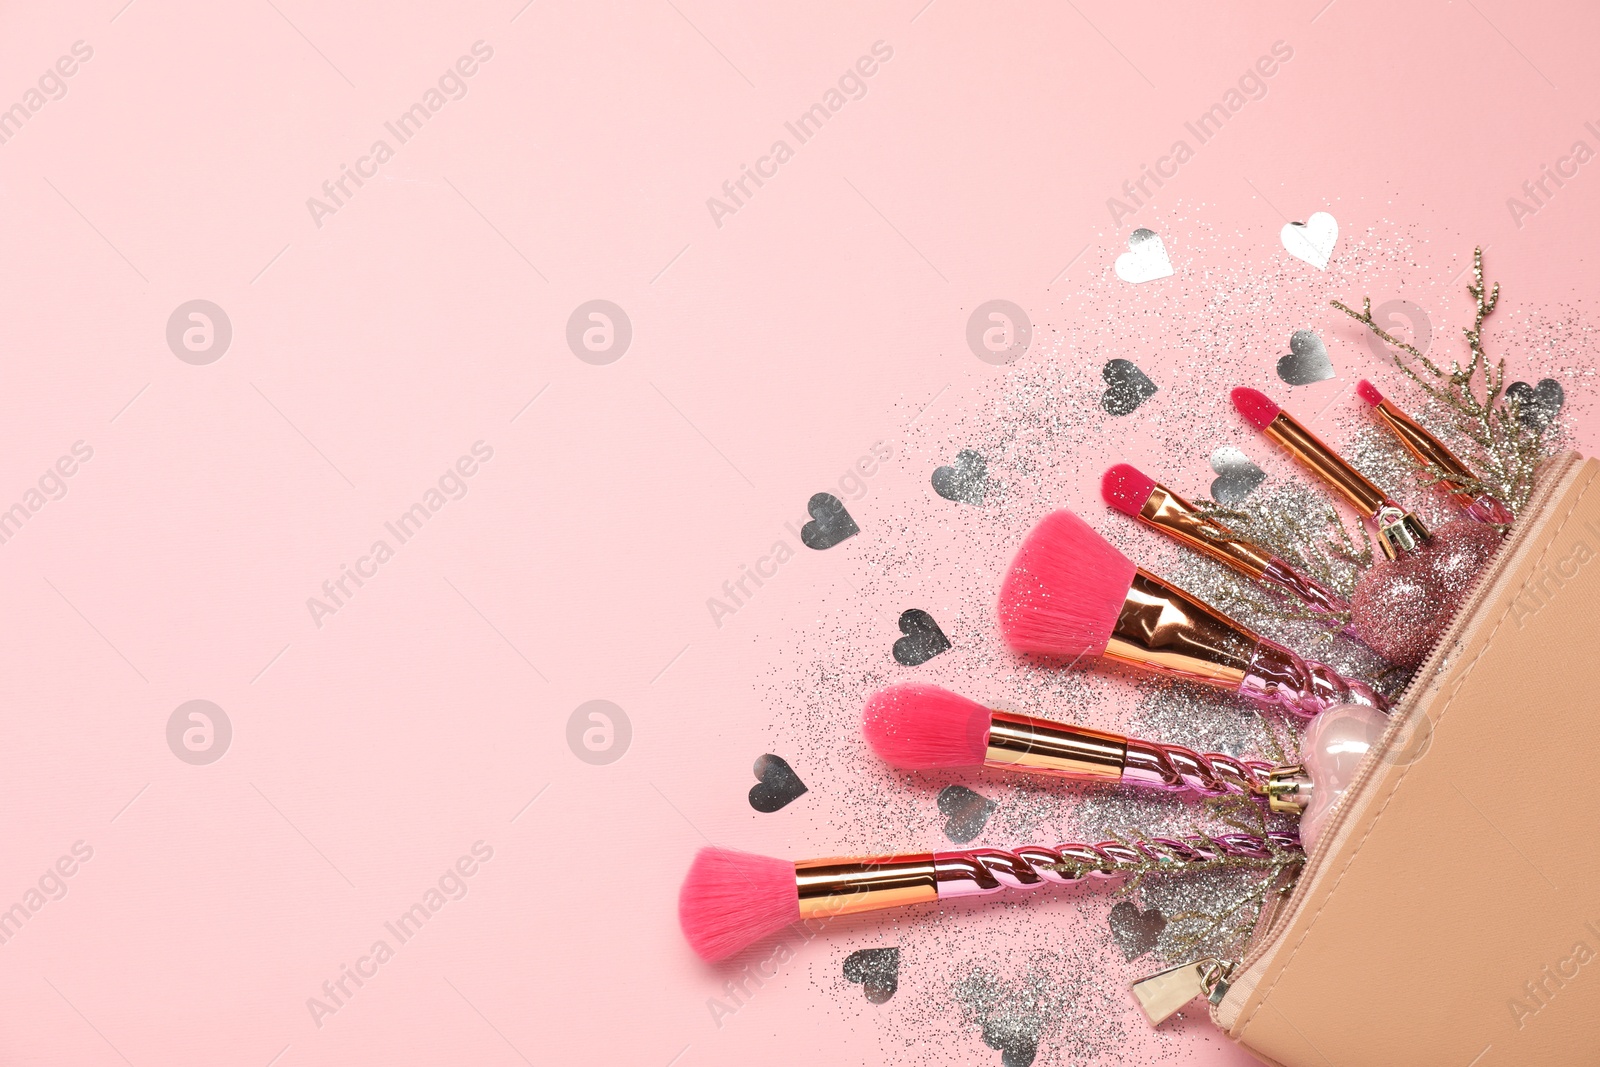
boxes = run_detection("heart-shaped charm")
[1108,900,1167,960]
[936,784,996,844]
[893,609,951,666]
[1276,330,1334,385]
[1297,702,1389,854]
[1114,228,1173,284]
[982,1020,1039,1067]
[748,754,808,813]
[1209,446,1266,505]
[931,449,989,505]
[1506,378,1564,430]
[843,947,899,1003]
[1100,359,1158,416]
[1281,211,1338,270]
[799,492,859,550]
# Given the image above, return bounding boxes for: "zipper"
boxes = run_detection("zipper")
[1130,842,1302,1024]
[1131,957,1234,1025]
[1205,452,1584,1030]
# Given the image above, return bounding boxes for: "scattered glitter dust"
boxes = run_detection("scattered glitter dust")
[752,207,1586,1064]
[843,947,901,1004]
[1107,901,1167,960]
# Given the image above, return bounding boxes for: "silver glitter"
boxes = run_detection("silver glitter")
[756,208,1588,1064]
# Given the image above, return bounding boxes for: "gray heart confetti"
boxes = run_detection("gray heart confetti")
[893,609,951,667]
[1108,900,1166,961]
[843,947,899,1004]
[799,492,858,550]
[1276,330,1334,386]
[1506,378,1564,431]
[982,1019,1039,1067]
[748,754,808,812]
[936,784,996,844]
[1209,446,1266,505]
[1100,359,1158,416]
[931,449,989,505]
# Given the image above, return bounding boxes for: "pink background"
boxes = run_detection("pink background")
[0,1,1597,1065]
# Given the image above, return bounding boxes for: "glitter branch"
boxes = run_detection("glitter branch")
[1332,246,1550,515]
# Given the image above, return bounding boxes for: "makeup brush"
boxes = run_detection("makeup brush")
[1230,386,1431,559]
[1102,463,1355,626]
[996,508,1386,716]
[862,683,1280,798]
[679,832,1303,961]
[1355,379,1514,524]
[1232,385,1502,665]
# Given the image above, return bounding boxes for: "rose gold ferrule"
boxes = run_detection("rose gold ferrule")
[1263,410,1387,517]
[1138,484,1273,578]
[1103,570,1257,687]
[1371,398,1474,485]
[982,710,1128,780]
[794,855,938,919]
[1371,398,1513,523]
[1265,410,1429,558]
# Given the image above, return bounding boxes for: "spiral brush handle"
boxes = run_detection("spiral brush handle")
[1243,640,1389,717]
[933,831,1301,898]
[1259,558,1363,638]
[1121,737,1276,797]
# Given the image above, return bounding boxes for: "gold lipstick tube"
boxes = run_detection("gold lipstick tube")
[1367,397,1514,524]
[1261,409,1429,559]
[1136,484,1274,578]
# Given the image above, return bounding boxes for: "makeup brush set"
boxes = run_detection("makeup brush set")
[678,377,1512,1007]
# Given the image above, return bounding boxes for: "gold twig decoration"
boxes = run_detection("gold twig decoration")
[1331,246,1549,514]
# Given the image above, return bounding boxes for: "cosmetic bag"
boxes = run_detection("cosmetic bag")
[1201,451,1599,1065]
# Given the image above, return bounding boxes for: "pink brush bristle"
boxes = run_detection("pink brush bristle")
[1101,463,1156,518]
[997,509,1138,658]
[679,848,798,961]
[1230,387,1281,430]
[1355,379,1384,407]
[862,684,992,769]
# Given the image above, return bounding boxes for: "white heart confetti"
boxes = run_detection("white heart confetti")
[1280,211,1338,271]
[1114,228,1173,284]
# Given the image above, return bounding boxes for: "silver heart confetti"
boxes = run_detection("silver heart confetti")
[931,449,990,505]
[1276,329,1334,385]
[1209,446,1266,505]
[936,784,996,844]
[843,947,900,1004]
[1107,900,1167,961]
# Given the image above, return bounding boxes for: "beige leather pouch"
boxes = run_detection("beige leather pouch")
[1212,451,1600,1066]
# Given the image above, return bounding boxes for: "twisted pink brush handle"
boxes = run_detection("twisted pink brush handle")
[1121,737,1276,797]
[1242,640,1389,717]
[933,831,1301,898]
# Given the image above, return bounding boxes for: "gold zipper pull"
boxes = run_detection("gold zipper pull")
[1130,957,1234,1025]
